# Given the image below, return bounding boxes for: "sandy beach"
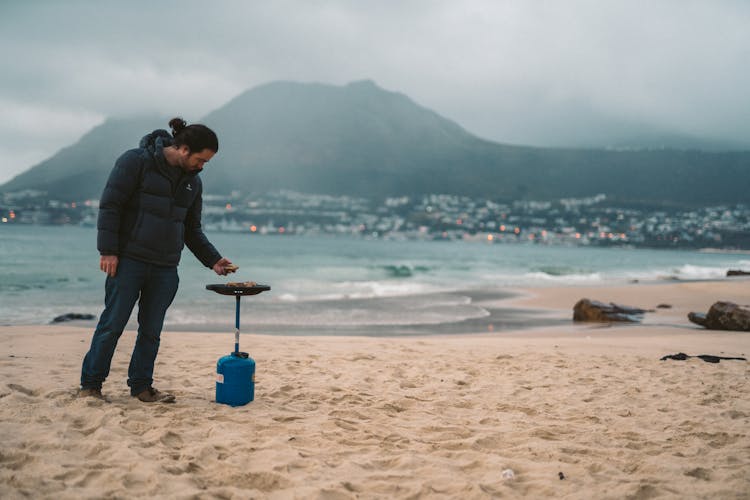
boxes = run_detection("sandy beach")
[1,279,749,499]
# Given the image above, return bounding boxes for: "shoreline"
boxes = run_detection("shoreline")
[30,276,750,338]
[162,287,569,336]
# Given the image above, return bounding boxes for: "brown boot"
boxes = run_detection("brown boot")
[133,387,176,403]
[78,387,109,402]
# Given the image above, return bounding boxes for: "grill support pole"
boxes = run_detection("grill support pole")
[235,295,241,354]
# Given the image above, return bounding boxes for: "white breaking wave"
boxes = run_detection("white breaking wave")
[522,271,604,284]
[267,280,446,303]
[167,296,489,327]
[667,264,733,280]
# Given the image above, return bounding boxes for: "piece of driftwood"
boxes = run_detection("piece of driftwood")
[661,352,746,363]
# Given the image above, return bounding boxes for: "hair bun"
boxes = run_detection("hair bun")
[169,117,187,136]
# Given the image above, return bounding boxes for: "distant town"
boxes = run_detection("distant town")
[2,189,749,250]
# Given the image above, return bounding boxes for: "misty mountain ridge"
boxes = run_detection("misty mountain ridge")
[600,130,749,153]
[1,79,748,206]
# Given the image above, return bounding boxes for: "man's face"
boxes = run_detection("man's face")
[177,146,215,173]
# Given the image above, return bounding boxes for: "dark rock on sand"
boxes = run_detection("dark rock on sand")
[51,313,96,323]
[727,269,750,277]
[656,304,673,309]
[688,302,750,331]
[573,299,647,323]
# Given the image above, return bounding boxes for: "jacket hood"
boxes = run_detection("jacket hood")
[138,129,200,179]
[139,129,173,154]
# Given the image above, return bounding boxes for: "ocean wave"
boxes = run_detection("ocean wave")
[522,271,604,283]
[167,293,488,327]
[523,262,742,284]
[0,283,44,292]
[267,280,446,303]
[378,264,432,278]
[529,265,586,277]
[667,264,735,280]
[601,264,736,282]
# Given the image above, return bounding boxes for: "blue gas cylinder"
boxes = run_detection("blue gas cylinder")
[216,352,255,406]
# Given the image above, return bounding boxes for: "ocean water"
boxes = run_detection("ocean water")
[1,225,748,335]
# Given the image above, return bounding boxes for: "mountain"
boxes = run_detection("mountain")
[0,115,166,200]
[2,80,749,205]
[200,80,483,197]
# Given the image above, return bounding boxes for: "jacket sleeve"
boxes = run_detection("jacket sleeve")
[96,150,142,255]
[184,179,222,268]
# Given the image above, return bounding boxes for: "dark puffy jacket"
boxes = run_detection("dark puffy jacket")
[96,130,221,268]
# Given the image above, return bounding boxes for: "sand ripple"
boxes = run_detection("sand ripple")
[0,325,749,499]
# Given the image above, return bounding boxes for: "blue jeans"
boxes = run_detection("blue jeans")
[80,256,179,395]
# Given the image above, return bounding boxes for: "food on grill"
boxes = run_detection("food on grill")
[226,281,257,288]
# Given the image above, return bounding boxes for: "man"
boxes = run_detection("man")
[79,118,234,403]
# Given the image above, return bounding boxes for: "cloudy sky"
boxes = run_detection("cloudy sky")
[1,0,748,184]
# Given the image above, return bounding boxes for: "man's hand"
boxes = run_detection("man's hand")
[212,257,235,276]
[100,255,119,277]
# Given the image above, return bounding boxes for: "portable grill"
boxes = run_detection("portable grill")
[206,282,271,406]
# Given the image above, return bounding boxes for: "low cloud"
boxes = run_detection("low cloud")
[0,99,104,182]
[1,0,749,183]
